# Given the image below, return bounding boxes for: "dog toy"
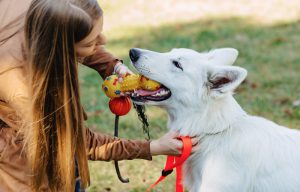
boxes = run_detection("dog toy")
[121,74,142,92]
[101,73,159,184]
[109,96,132,116]
[102,74,161,98]
[140,76,161,91]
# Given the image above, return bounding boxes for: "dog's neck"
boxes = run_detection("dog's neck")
[166,95,247,136]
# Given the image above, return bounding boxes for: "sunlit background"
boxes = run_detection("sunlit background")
[79,0,300,191]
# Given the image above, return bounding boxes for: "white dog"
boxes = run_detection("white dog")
[128,47,300,192]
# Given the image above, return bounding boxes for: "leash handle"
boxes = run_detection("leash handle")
[146,136,192,192]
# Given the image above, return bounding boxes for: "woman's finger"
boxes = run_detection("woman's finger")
[173,139,183,150]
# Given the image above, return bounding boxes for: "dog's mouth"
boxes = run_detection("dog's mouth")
[123,75,171,102]
[129,84,171,102]
[128,49,171,102]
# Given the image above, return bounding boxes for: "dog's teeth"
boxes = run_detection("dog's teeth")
[151,89,170,97]
[156,92,161,96]
[159,90,168,96]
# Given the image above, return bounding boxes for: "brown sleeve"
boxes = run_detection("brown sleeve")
[82,46,121,80]
[86,128,152,161]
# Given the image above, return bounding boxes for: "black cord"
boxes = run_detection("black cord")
[113,104,150,183]
[114,115,130,183]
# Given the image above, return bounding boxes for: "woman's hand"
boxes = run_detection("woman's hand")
[114,62,134,81]
[150,131,200,156]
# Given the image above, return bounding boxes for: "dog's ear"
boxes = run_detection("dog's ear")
[207,66,247,98]
[208,48,238,66]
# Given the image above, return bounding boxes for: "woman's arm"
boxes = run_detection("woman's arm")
[85,128,193,161]
[83,108,199,161]
[82,45,121,79]
[86,128,152,161]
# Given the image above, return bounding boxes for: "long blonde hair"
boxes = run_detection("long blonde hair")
[24,0,102,191]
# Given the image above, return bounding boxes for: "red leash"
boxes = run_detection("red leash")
[146,136,192,192]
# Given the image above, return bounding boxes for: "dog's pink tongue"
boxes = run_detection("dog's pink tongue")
[135,89,161,96]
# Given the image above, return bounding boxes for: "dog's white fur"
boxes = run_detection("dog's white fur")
[131,48,300,192]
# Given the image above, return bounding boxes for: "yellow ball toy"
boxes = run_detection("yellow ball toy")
[140,76,161,91]
[102,75,122,98]
[102,74,161,98]
[121,74,142,92]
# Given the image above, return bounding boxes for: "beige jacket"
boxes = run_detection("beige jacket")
[0,0,151,191]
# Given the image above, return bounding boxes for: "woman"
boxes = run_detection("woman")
[0,0,198,191]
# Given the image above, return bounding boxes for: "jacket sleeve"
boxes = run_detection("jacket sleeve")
[82,45,121,80]
[85,128,152,161]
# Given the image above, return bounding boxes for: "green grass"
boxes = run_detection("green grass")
[80,4,300,191]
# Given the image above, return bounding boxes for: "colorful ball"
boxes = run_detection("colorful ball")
[102,75,122,98]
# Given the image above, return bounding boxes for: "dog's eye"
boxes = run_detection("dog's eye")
[172,60,183,71]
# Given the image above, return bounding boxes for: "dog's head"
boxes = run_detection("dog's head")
[129,48,247,109]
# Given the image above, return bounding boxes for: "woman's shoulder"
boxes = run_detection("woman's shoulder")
[0,0,32,27]
[0,0,30,73]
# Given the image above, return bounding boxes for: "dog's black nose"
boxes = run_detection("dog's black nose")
[129,48,141,62]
